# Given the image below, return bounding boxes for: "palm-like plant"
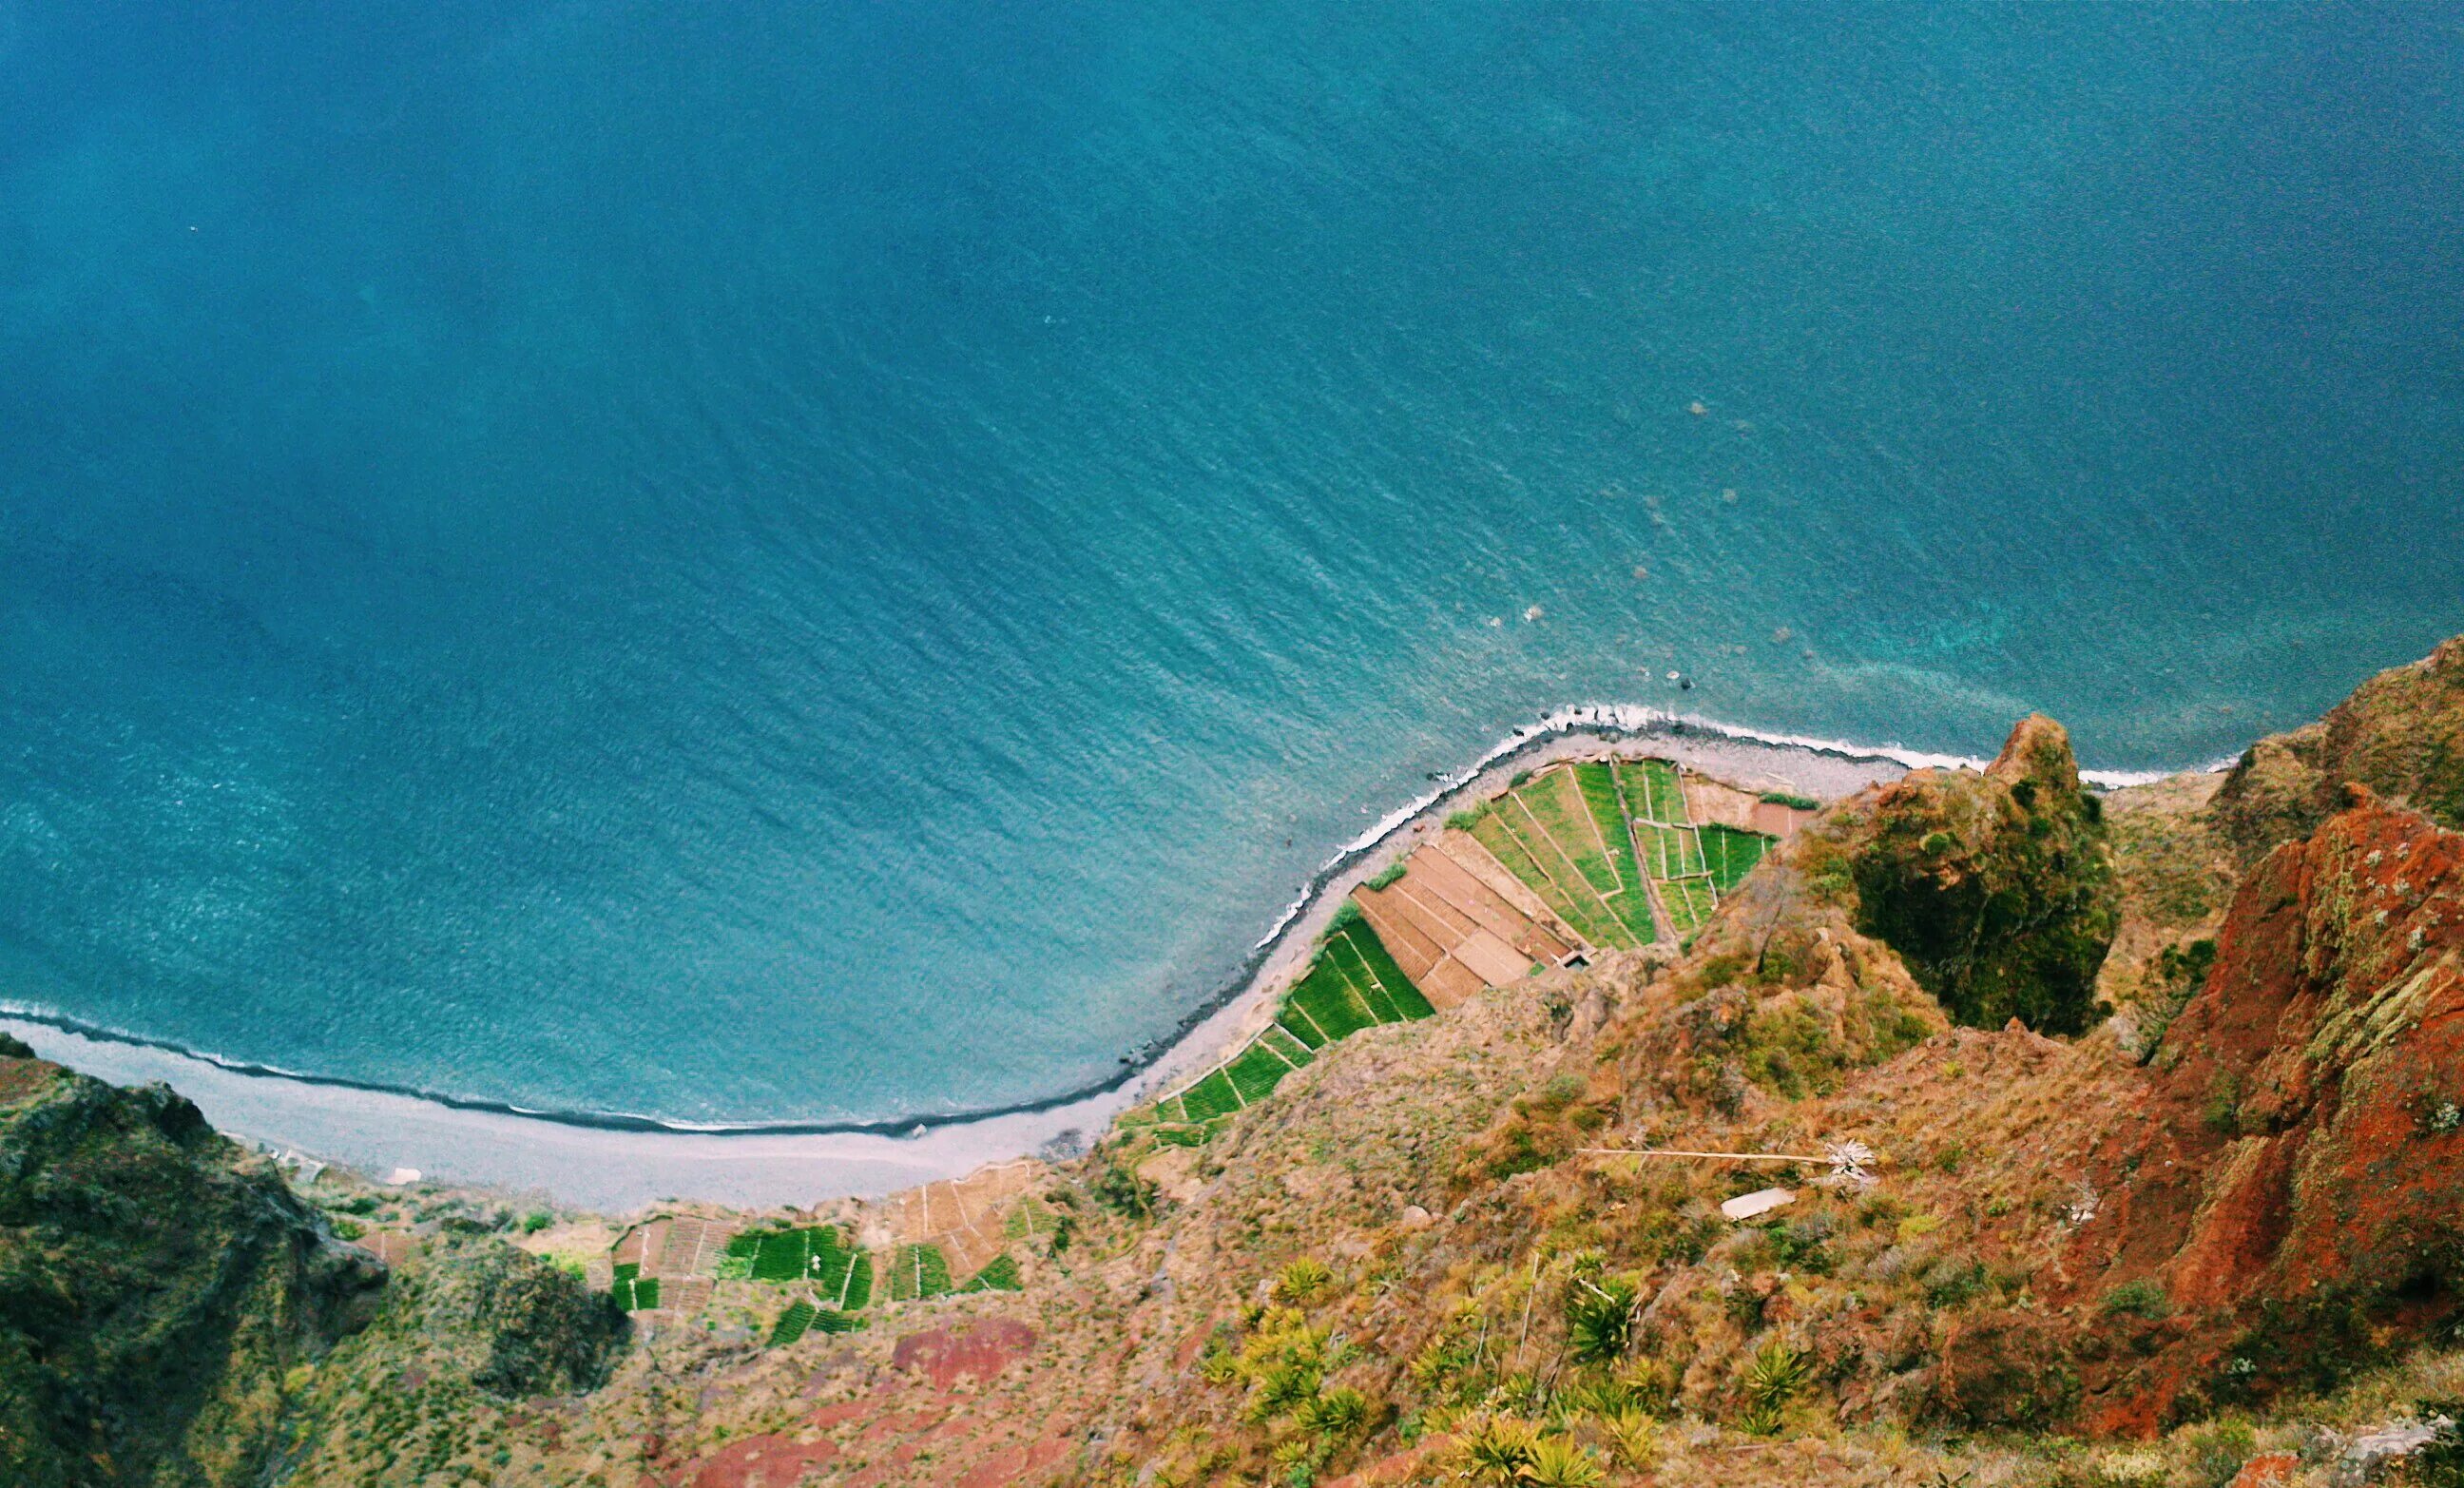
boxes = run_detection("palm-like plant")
[1453,1415,1542,1486]
[1299,1385,1369,1440]
[1277,1256,1336,1304]
[1519,1438,1605,1488]
[1564,1276,1640,1365]
[1598,1407,1659,1470]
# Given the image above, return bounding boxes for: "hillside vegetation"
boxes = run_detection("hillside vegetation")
[10,640,2464,1488]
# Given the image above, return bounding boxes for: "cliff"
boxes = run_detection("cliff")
[0,1036,383,1487]
[2211,634,2464,860]
[22,639,2464,1488]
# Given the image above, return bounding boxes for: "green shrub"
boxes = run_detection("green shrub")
[2102,1278,2170,1321]
[1363,861,1408,891]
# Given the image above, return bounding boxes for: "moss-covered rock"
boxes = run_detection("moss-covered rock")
[1847,715,2122,1035]
[0,1043,385,1487]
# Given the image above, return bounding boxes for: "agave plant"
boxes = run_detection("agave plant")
[1742,1340,1811,1408]
[1563,1275,1640,1365]
[1597,1407,1659,1470]
[1277,1256,1336,1304]
[1519,1438,1606,1488]
[1299,1385,1370,1440]
[1452,1414,1542,1486]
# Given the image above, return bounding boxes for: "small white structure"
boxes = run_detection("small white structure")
[1720,1188,1795,1221]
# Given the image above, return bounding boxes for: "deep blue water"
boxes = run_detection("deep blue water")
[4,2,2461,1124]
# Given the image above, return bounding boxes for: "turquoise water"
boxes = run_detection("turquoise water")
[3,2,2460,1124]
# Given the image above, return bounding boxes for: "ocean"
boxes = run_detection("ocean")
[3,0,2460,1127]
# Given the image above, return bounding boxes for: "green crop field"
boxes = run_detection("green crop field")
[1637,760,1689,822]
[961,1254,1024,1293]
[1284,953,1379,1043]
[769,1301,815,1345]
[838,1250,874,1310]
[1259,1024,1315,1066]
[1224,1040,1295,1105]
[1152,919,1432,1147]
[1701,823,1773,891]
[1665,878,1720,934]
[1177,1068,1242,1122]
[1469,808,1622,948]
[723,1225,869,1308]
[888,1244,954,1303]
[611,1272,661,1310]
[812,1307,863,1335]
[1337,924,1437,1019]
[1466,769,1647,951]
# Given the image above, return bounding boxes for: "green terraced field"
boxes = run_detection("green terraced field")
[1664,878,1720,933]
[961,1254,1024,1292]
[1465,770,1649,950]
[1224,1040,1295,1104]
[888,1244,953,1303]
[1151,919,1433,1147]
[611,1272,661,1310]
[769,1301,815,1345]
[812,1307,863,1335]
[1467,810,1623,949]
[1701,823,1772,891]
[1258,1024,1315,1066]
[725,1225,869,1306]
[1284,952,1380,1043]
[837,1250,874,1310]
[1635,759,1689,822]
[1177,1068,1242,1122]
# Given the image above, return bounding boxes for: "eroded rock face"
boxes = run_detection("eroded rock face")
[2211,635,2464,860]
[0,1040,386,1486]
[2058,789,2464,1431]
[1847,714,2122,1035]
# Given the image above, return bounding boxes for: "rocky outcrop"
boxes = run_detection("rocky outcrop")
[2211,635,2464,860]
[0,1035,385,1486]
[1845,714,2122,1034]
[2055,788,2464,1430]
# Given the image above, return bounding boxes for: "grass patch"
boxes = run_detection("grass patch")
[1363,861,1408,890]
[1760,790,1819,811]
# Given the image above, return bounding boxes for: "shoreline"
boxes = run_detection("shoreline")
[5,705,2222,1212]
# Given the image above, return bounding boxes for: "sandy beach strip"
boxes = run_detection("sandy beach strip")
[1,1015,1131,1214]
[5,717,1923,1215]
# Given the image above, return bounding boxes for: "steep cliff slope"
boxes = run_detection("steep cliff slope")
[0,1035,384,1487]
[2211,634,2464,860]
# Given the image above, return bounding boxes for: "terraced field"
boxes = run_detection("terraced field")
[1143,918,1430,1145]
[722,1224,874,1310]
[1137,757,1779,1150]
[888,1242,955,1303]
